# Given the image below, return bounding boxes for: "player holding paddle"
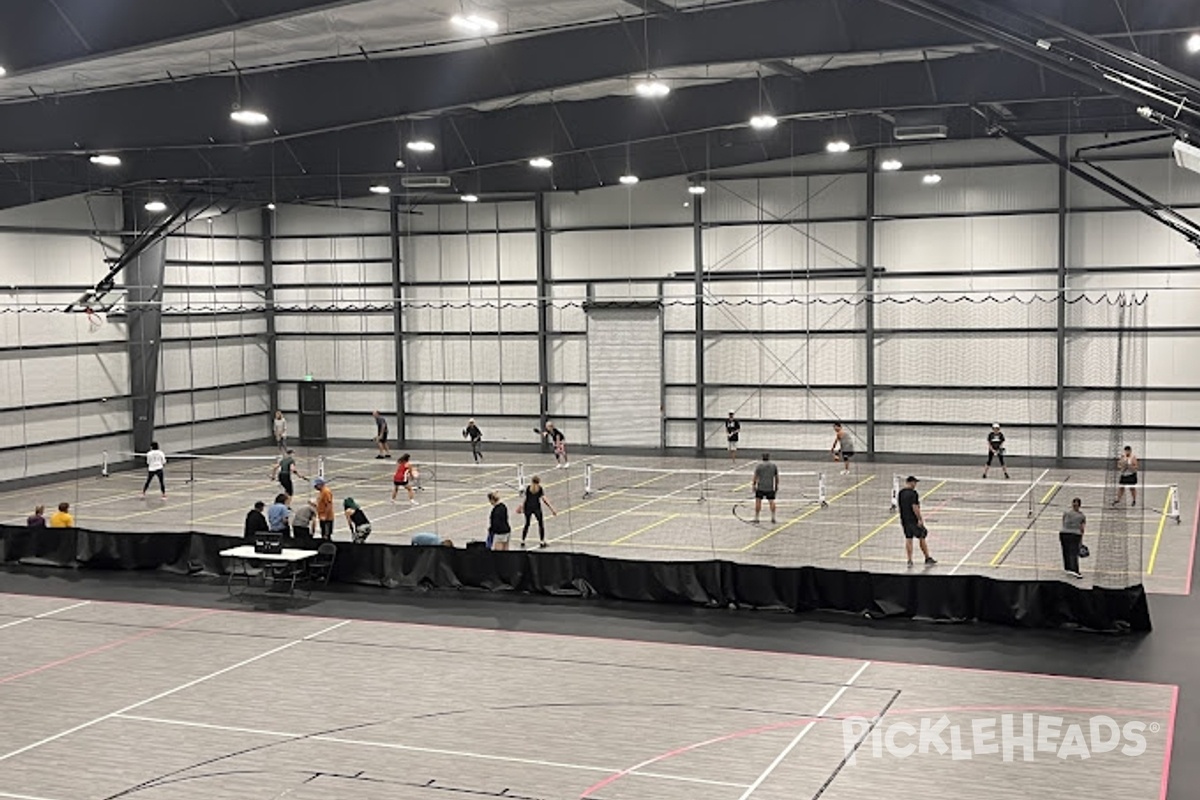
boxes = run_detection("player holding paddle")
[535,421,569,469]
[982,422,1010,479]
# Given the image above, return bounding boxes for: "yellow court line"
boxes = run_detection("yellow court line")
[1039,482,1062,505]
[742,475,876,552]
[989,528,1025,567]
[573,540,744,553]
[609,513,680,545]
[839,479,947,558]
[396,470,581,534]
[1147,485,1175,576]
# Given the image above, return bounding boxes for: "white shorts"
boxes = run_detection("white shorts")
[727,440,738,450]
[492,532,511,544]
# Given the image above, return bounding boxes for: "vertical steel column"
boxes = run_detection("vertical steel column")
[693,194,706,454]
[535,193,551,435]
[261,208,279,425]
[864,150,877,458]
[390,195,407,444]
[121,193,167,455]
[1056,135,1068,465]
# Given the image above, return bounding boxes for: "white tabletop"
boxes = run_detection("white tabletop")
[219,545,319,562]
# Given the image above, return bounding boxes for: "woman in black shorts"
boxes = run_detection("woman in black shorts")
[520,476,557,548]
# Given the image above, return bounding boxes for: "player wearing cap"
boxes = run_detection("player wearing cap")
[725,412,741,463]
[897,476,937,567]
[313,477,335,540]
[982,423,1010,479]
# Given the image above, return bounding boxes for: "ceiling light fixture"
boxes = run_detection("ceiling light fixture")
[395,158,405,169]
[230,107,270,126]
[267,202,277,211]
[922,173,943,185]
[369,184,392,195]
[0,66,6,77]
[407,140,435,153]
[635,79,670,98]
[1188,33,1200,54]
[619,174,639,185]
[687,184,707,195]
[451,14,499,34]
[826,140,851,154]
[460,194,480,203]
[529,156,553,169]
[144,201,167,213]
[880,158,904,172]
[89,154,121,167]
[749,114,778,130]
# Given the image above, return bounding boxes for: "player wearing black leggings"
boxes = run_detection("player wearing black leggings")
[520,476,558,548]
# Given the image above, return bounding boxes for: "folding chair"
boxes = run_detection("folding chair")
[305,542,338,596]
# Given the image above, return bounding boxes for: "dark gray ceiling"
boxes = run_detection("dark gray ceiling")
[0,0,1198,210]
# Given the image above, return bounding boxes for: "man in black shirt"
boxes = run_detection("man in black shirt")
[982,423,1010,479]
[463,419,483,463]
[897,476,937,567]
[725,412,741,462]
[243,500,270,541]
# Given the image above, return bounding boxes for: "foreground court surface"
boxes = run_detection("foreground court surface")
[0,592,1177,800]
[4,447,1196,596]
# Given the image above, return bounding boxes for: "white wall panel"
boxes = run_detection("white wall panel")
[0,402,130,450]
[879,424,1057,457]
[877,334,1056,386]
[165,237,262,265]
[158,387,271,427]
[705,175,867,222]
[1067,210,1200,267]
[0,312,122,348]
[0,349,128,406]
[547,335,587,383]
[275,313,393,335]
[703,386,863,424]
[878,165,1058,216]
[0,433,130,483]
[876,390,1056,426]
[273,201,389,237]
[404,201,535,233]
[276,337,394,382]
[551,228,692,280]
[403,232,535,282]
[875,294,1057,329]
[549,177,692,228]
[877,215,1058,271]
[403,337,538,383]
[0,194,121,231]
[155,415,267,453]
[664,337,696,384]
[1067,160,1200,209]
[703,221,863,271]
[406,385,539,417]
[161,316,268,339]
[403,416,540,445]
[0,232,112,285]
[705,334,862,385]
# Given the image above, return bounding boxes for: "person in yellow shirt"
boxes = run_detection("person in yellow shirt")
[49,502,75,528]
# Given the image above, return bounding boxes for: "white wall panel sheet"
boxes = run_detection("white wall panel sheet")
[403,201,535,233]
[1067,159,1200,210]
[405,385,539,417]
[158,387,271,426]
[703,387,864,425]
[273,283,394,306]
[166,237,262,265]
[875,294,1057,330]
[156,415,267,453]
[403,416,542,445]
[404,336,538,383]
[162,316,268,339]
[0,349,128,407]
[703,221,863,271]
[552,228,692,280]
[705,334,862,386]
[1067,210,1200,267]
[875,389,1056,427]
[0,232,112,285]
[877,215,1058,271]
[1061,391,1149,427]
[158,340,269,391]
[403,232,535,282]
[878,424,1057,457]
[0,433,130,483]
[878,165,1058,216]
[276,337,394,382]
[876,334,1056,386]
[587,307,662,447]
[664,337,696,384]
[549,386,588,418]
[704,175,867,222]
[0,193,121,231]
[664,387,697,419]
[549,178,693,228]
[665,420,696,449]
[547,335,587,383]
[273,201,389,237]
[0,401,130,451]
[274,314,393,335]
[0,311,122,348]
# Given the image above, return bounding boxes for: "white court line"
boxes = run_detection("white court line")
[950,468,1050,576]
[549,464,745,543]
[0,619,350,765]
[113,714,748,789]
[0,791,65,800]
[735,660,872,800]
[0,601,92,632]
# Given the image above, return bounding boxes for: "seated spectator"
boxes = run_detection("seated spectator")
[244,501,270,540]
[411,532,453,547]
[266,494,291,533]
[27,505,46,528]
[49,502,74,528]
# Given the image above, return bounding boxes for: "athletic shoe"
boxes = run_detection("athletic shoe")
[907,560,914,568]
[1067,570,1083,579]
[1004,473,1010,479]
[753,517,759,524]
[1132,501,1137,507]
[539,541,547,549]
[924,557,937,565]
[563,462,569,468]
[410,499,418,505]
[520,541,527,548]
[771,516,776,524]
[982,474,987,479]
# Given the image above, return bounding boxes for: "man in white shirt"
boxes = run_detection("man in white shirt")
[141,441,167,499]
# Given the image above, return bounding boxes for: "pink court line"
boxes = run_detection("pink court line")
[1160,685,1179,800]
[0,609,220,686]
[0,591,1176,691]
[1184,479,1200,596]
[580,701,1171,799]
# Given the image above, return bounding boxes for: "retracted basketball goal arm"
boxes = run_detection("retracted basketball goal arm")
[65,197,207,315]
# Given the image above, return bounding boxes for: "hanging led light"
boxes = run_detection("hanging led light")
[230,107,269,126]
[144,201,167,213]
[89,154,122,167]
[826,140,851,154]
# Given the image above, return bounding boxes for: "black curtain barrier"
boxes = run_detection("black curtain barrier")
[0,526,1150,633]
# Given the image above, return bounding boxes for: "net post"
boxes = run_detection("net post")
[890,474,900,510]
[517,463,526,491]
[1170,484,1181,523]
[100,451,109,478]
[818,472,827,507]
[583,463,592,497]
[317,455,326,479]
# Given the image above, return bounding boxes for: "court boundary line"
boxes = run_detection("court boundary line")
[839,480,947,558]
[0,600,92,632]
[742,475,875,552]
[950,469,1049,576]
[0,619,351,765]
[1187,479,1200,596]
[1147,485,1176,576]
[110,714,751,790]
[735,660,872,800]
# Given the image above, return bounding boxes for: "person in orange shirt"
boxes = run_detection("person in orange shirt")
[313,478,335,540]
[49,502,75,528]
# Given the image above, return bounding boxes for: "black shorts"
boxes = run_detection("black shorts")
[902,522,928,540]
[841,451,855,461]
[393,479,408,487]
[279,475,294,495]
[755,490,776,501]
[378,429,389,444]
[1119,474,1138,486]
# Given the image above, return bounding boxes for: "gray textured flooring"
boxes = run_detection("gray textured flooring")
[2,447,1194,594]
[0,592,1177,800]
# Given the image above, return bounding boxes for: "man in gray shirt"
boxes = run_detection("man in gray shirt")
[752,452,780,525]
[1059,497,1086,579]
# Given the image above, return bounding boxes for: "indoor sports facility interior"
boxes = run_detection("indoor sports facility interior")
[0,2,1199,799]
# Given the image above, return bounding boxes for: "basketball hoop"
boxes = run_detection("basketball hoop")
[84,306,107,333]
